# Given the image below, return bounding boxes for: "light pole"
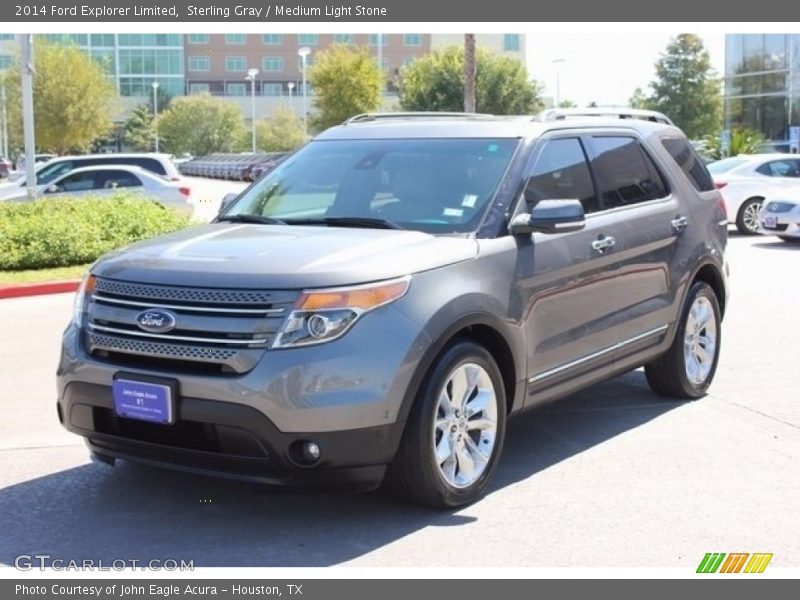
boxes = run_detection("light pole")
[246,68,259,153]
[552,58,565,107]
[1,81,8,160]
[151,81,159,152]
[287,81,295,113]
[297,46,311,135]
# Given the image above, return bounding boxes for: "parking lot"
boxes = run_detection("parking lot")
[0,232,798,568]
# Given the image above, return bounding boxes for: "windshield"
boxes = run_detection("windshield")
[223,138,519,234]
[707,157,749,175]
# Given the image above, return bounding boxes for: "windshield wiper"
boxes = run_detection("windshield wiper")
[287,216,404,230]
[217,214,287,225]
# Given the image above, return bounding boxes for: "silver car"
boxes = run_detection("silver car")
[58,113,728,507]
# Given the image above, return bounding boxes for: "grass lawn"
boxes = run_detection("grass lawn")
[0,264,90,285]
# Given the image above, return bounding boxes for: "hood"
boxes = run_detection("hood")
[92,223,478,288]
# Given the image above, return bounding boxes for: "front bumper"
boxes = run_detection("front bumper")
[59,380,402,488]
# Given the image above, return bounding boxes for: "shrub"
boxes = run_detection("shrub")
[0,192,193,270]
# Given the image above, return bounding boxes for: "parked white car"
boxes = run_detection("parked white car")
[758,192,800,241]
[0,152,182,201]
[707,154,800,234]
[2,165,194,217]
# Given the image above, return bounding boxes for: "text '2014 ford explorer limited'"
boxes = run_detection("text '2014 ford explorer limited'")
[58,111,728,508]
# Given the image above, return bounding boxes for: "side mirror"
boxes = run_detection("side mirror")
[509,199,586,236]
[219,192,238,214]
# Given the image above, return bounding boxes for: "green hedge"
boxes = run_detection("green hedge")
[0,192,193,270]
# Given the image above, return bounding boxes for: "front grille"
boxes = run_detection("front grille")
[85,278,299,374]
[765,201,796,214]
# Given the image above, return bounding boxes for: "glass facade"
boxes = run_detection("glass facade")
[38,33,185,97]
[724,34,800,147]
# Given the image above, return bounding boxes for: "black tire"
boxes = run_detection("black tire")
[735,197,763,235]
[385,340,507,508]
[645,282,721,399]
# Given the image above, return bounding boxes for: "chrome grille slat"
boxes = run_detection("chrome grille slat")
[86,278,300,373]
[92,294,285,315]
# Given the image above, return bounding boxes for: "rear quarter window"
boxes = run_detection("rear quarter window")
[661,137,715,192]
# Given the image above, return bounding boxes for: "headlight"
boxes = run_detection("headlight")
[72,273,96,327]
[272,276,410,348]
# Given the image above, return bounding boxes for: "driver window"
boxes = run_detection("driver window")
[527,138,598,213]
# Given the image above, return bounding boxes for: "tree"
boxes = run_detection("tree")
[3,41,117,154]
[123,104,155,151]
[308,45,383,132]
[645,34,721,139]
[557,99,578,108]
[399,46,544,115]
[702,128,765,160]
[256,107,307,152]
[628,87,650,109]
[157,94,247,156]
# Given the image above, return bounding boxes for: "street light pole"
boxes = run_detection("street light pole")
[21,33,36,200]
[246,68,259,153]
[0,81,8,160]
[297,46,311,135]
[552,58,565,107]
[151,81,159,152]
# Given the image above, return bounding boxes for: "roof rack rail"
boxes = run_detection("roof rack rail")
[345,111,494,124]
[534,107,674,125]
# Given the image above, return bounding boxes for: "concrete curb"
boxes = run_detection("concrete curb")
[0,279,81,300]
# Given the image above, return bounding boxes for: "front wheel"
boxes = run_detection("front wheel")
[736,197,763,235]
[385,341,507,508]
[645,282,721,399]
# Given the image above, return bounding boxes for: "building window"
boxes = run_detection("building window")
[263,83,283,96]
[368,34,389,46]
[225,56,247,72]
[262,56,284,72]
[90,34,114,47]
[0,55,13,70]
[117,34,181,47]
[297,34,318,46]
[119,49,184,76]
[189,83,210,95]
[403,57,416,67]
[403,34,422,47]
[334,34,353,44]
[262,34,282,45]
[297,56,315,70]
[187,34,209,45]
[504,34,520,52]
[227,83,246,96]
[188,56,210,72]
[225,34,246,45]
[0,34,14,42]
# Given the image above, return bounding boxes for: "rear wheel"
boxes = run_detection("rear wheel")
[385,341,506,508]
[736,197,763,235]
[645,282,721,399]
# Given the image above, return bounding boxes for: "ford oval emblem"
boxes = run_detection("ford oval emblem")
[135,309,177,333]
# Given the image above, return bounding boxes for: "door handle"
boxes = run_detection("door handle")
[671,215,689,233]
[591,235,616,253]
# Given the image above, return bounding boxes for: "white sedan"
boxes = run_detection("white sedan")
[758,193,800,241]
[2,165,194,217]
[708,154,800,235]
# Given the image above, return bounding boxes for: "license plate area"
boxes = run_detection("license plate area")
[765,216,777,229]
[112,372,178,425]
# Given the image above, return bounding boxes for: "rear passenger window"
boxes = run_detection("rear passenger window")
[527,138,598,214]
[131,158,167,176]
[756,160,800,178]
[590,136,668,208]
[661,137,715,191]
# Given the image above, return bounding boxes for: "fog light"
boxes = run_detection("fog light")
[303,441,321,462]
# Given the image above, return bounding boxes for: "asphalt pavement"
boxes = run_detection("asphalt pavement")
[0,233,798,568]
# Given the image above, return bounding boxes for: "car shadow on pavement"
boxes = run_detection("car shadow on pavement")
[751,240,800,250]
[0,370,683,567]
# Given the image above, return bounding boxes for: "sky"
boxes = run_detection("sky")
[525,33,725,107]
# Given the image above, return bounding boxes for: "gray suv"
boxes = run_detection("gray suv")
[58,113,728,508]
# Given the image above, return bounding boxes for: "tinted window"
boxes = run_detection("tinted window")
[526,138,597,213]
[96,170,143,189]
[51,171,97,192]
[37,160,74,185]
[590,137,668,208]
[661,137,715,191]
[756,159,800,177]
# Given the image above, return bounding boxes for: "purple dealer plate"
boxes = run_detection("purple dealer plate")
[112,378,174,424]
